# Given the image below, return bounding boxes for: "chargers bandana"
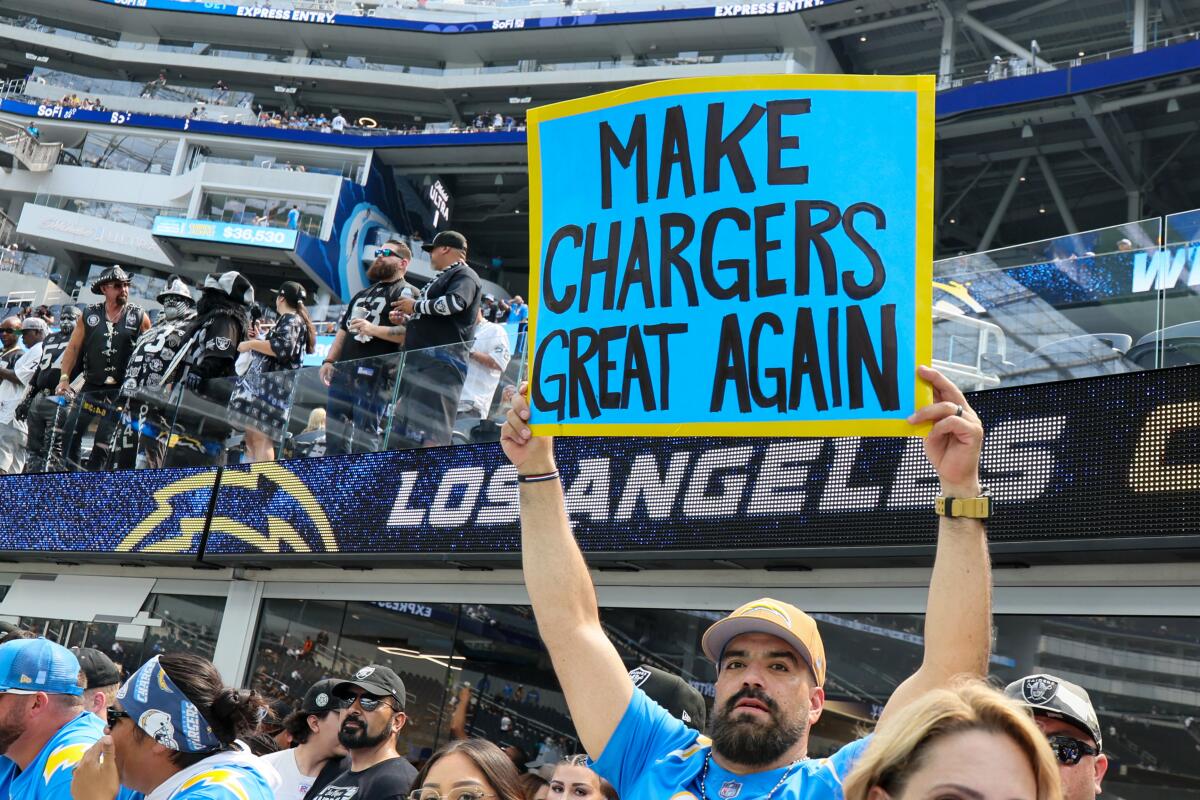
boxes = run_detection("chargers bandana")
[115,656,223,753]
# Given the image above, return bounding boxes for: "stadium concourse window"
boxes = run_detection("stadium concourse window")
[32,193,176,230]
[62,132,177,174]
[251,604,1200,795]
[200,192,325,235]
[10,592,224,675]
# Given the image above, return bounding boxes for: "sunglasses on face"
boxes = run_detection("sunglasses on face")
[1046,735,1100,766]
[409,789,495,800]
[336,692,396,713]
[106,707,131,728]
[375,248,407,259]
[0,328,18,334]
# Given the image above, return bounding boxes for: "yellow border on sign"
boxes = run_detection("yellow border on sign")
[526,74,936,438]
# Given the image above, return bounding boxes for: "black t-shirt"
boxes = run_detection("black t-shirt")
[337,279,411,363]
[306,756,418,800]
[305,756,350,800]
[403,262,481,357]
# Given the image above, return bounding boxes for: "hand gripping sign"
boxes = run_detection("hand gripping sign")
[526,74,934,436]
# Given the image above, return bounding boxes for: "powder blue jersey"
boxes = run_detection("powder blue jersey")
[11,712,105,800]
[168,760,275,800]
[592,689,871,800]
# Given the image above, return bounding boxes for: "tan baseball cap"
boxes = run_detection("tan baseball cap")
[701,598,826,687]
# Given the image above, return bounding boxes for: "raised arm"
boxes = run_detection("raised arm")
[877,365,990,729]
[501,391,632,759]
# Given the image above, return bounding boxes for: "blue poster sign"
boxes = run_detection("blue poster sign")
[152,216,298,249]
[527,75,934,437]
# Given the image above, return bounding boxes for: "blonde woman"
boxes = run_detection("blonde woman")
[843,679,1062,800]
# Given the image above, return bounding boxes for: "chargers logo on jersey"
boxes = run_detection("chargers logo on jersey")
[42,743,88,783]
[118,463,335,554]
[179,770,251,800]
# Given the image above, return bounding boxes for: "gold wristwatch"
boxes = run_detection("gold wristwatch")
[935,494,990,519]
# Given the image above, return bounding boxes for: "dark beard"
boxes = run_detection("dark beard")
[709,688,806,767]
[367,259,401,283]
[338,716,391,749]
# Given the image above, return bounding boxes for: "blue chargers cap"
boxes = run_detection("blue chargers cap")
[0,638,83,696]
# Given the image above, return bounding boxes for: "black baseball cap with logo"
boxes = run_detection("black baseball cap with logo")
[300,678,340,715]
[72,647,121,688]
[421,230,468,254]
[333,664,407,709]
[1004,673,1103,748]
[629,664,707,732]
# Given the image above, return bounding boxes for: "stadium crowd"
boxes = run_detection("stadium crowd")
[0,225,513,471]
[0,406,1111,800]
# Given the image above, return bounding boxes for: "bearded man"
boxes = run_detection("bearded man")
[318,240,412,455]
[500,364,994,800]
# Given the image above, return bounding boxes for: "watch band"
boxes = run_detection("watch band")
[935,495,991,519]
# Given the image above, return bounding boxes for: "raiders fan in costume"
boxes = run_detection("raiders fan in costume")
[14,305,81,472]
[161,270,254,467]
[106,276,197,470]
[55,266,151,470]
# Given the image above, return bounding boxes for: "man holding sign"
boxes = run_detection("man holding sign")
[500,363,989,799]
[526,75,934,436]
[510,74,986,799]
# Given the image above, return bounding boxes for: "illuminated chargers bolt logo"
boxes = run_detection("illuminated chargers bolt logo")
[118,463,336,554]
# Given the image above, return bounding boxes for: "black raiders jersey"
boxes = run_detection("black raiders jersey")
[121,313,196,397]
[30,330,74,393]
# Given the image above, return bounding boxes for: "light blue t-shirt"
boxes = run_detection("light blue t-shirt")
[592,689,871,800]
[11,711,105,800]
[168,759,275,800]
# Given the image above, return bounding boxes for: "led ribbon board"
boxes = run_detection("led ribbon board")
[2,369,1198,559]
[203,367,1200,558]
[526,75,935,437]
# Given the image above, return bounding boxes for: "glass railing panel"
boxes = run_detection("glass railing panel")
[934,218,1163,277]
[1154,241,1200,371]
[932,245,1167,390]
[296,352,405,458]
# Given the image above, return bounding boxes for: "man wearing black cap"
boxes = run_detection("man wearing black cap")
[308,665,417,800]
[388,230,482,447]
[320,241,412,455]
[15,305,80,472]
[56,265,151,470]
[627,664,707,733]
[72,646,121,718]
[106,276,197,470]
[1004,673,1108,800]
[265,679,347,800]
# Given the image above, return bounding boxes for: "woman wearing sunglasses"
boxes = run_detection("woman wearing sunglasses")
[842,679,1062,800]
[71,654,279,800]
[412,739,522,800]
